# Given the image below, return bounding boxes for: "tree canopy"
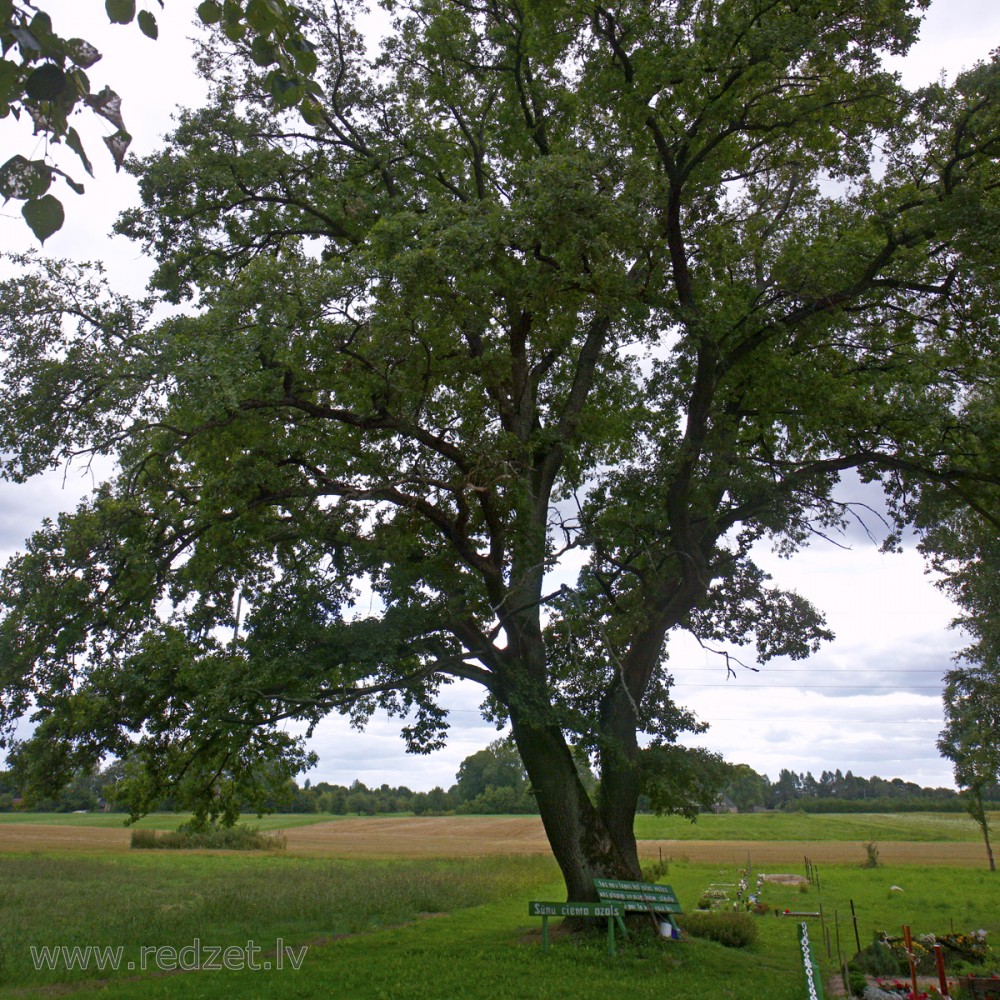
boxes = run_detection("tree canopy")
[3,0,1000,900]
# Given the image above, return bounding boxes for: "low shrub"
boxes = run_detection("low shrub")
[852,939,907,978]
[128,829,159,850]
[846,966,869,997]
[679,910,758,948]
[862,842,882,868]
[130,825,285,850]
[641,858,671,882]
[695,888,730,910]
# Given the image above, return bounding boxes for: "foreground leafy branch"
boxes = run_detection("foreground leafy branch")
[0,0,320,241]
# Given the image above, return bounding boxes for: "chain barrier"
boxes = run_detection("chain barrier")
[800,921,824,1000]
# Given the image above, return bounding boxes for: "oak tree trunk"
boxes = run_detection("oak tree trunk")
[510,713,640,902]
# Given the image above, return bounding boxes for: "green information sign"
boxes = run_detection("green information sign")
[593,879,682,912]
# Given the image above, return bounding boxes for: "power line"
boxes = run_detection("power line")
[676,683,944,689]
[686,718,942,725]
[671,667,946,674]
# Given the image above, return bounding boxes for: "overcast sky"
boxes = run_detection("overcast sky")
[2,1,998,793]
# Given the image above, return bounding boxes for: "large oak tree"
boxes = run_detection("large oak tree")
[3,0,1000,900]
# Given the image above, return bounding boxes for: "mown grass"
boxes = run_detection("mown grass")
[1,849,997,999]
[0,811,336,830]
[0,860,811,1000]
[4,809,991,841]
[634,810,996,842]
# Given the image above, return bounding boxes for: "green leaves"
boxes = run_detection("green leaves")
[640,744,733,820]
[64,38,102,69]
[137,9,158,40]
[0,2,132,241]
[0,0,322,242]
[105,0,136,25]
[194,0,323,111]
[23,62,65,100]
[245,0,285,35]
[65,127,93,177]
[0,155,51,200]
[197,1,224,25]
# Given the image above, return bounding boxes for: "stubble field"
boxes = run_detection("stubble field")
[0,813,991,866]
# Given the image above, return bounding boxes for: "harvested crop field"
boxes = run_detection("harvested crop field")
[0,816,990,866]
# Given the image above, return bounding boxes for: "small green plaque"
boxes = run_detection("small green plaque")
[528,900,626,956]
[528,901,623,918]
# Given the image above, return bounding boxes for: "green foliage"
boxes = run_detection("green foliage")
[0,1,152,239]
[939,662,1000,870]
[0,0,319,240]
[454,739,528,803]
[848,966,871,997]
[863,841,882,868]
[679,910,758,949]
[410,786,455,816]
[452,738,541,813]
[640,745,732,820]
[724,764,773,812]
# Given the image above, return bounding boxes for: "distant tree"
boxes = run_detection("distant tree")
[97,752,302,826]
[772,770,803,810]
[724,764,772,812]
[314,784,348,814]
[411,787,454,816]
[640,745,731,819]
[283,779,318,813]
[454,739,528,804]
[345,789,376,816]
[939,663,1000,871]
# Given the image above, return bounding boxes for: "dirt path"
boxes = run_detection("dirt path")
[0,816,988,866]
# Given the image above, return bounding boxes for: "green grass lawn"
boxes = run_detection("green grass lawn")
[0,848,997,999]
[634,810,995,842]
[1,812,998,998]
[4,808,990,841]
[0,811,338,830]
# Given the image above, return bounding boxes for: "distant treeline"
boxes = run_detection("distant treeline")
[4,751,998,817]
[723,765,1000,814]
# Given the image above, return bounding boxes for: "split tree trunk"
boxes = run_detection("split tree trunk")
[510,713,640,902]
